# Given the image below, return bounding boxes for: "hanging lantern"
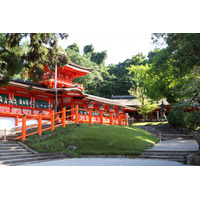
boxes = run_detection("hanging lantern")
[19,99,22,105]
[8,99,12,105]
[13,98,17,105]
[35,104,39,108]
[4,97,8,104]
[119,109,123,113]
[99,105,104,110]
[31,102,35,107]
[110,107,114,112]
[88,103,94,109]
[47,104,50,109]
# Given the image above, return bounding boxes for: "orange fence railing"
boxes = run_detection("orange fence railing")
[15,105,128,141]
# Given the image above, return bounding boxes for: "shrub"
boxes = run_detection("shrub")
[189,110,200,130]
[168,101,200,130]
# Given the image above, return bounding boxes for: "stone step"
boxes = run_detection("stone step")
[0,141,18,144]
[0,143,19,147]
[139,155,185,162]
[144,149,197,153]
[1,155,69,165]
[0,149,29,153]
[0,152,33,157]
[141,152,191,156]
[0,146,25,150]
[139,154,185,159]
[154,133,192,136]
[0,154,36,160]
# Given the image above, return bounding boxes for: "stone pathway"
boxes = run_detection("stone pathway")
[138,124,199,163]
[21,157,185,166]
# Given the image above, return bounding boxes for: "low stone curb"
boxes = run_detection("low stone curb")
[83,155,138,158]
[17,141,39,154]
[17,142,74,158]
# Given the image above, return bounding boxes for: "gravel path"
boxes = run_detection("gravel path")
[22,157,187,166]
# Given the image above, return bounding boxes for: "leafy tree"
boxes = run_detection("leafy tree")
[143,49,185,104]
[91,50,107,66]
[83,44,94,54]
[127,63,149,87]
[66,43,80,53]
[143,34,200,104]
[66,49,103,93]
[151,33,200,75]
[0,33,69,85]
[129,86,158,121]
[106,53,147,96]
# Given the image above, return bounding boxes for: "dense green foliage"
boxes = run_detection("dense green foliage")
[25,124,158,157]
[147,34,200,104]
[168,102,200,131]
[129,86,158,121]
[0,33,69,85]
[1,33,199,104]
[107,53,147,96]
[67,45,114,97]
[66,43,80,53]
[67,42,149,98]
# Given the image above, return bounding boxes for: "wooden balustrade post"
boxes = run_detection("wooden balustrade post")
[110,112,114,125]
[51,109,55,132]
[62,106,66,128]
[15,115,19,126]
[38,111,42,136]
[118,113,122,126]
[75,104,79,124]
[21,114,26,141]
[100,110,103,125]
[124,113,128,126]
[89,108,93,125]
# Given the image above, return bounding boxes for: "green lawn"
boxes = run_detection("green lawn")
[25,123,159,157]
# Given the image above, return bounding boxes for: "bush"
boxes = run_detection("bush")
[168,101,200,130]
[189,110,200,130]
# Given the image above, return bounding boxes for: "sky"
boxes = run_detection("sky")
[2,0,199,66]
[58,30,156,65]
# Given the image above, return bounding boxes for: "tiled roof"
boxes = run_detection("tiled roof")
[117,98,170,106]
[69,61,93,72]
[111,95,136,99]
[84,95,136,111]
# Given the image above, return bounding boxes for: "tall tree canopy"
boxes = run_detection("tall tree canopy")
[0,33,69,85]
[83,44,94,54]
[66,43,80,53]
[107,53,147,96]
[90,50,107,66]
[152,33,200,75]
[143,34,200,104]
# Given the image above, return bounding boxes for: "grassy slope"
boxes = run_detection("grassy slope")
[25,124,159,157]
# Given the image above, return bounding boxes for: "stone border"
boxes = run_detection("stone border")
[17,142,74,158]
[17,141,39,155]
[187,153,200,165]
[83,155,138,158]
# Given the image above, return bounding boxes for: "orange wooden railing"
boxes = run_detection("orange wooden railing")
[15,105,128,141]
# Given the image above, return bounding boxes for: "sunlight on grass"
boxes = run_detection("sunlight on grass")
[133,121,168,126]
[25,124,159,157]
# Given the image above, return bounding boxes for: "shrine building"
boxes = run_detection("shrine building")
[0,62,135,131]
